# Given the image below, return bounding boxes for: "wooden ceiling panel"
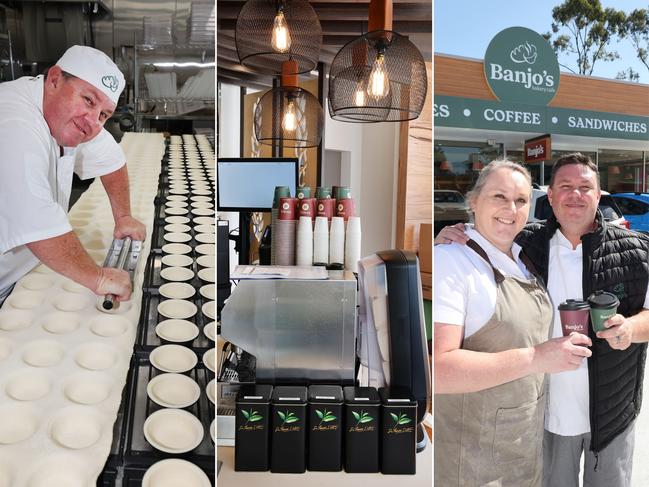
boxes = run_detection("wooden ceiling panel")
[217,0,432,88]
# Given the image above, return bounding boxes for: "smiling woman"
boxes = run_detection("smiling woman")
[434,159,592,487]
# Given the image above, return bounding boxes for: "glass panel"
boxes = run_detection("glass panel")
[434,141,502,197]
[599,195,621,220]
[598,149,644,194]
[615,197,649,216]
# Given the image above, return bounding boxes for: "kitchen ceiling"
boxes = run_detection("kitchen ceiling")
[217,0,432,90]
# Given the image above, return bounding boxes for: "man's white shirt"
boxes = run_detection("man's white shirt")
[545,229,649,436]
[0,75,125,296]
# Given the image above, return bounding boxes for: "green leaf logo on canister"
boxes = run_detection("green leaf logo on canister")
[390,412,412,426]
[316,409,337,424]
[484,26,560,106]
[241,409,263,424]
[352,410,373,426]
[278,410,299,425]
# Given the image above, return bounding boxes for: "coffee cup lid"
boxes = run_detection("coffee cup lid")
[587,291,620,309]
[296,186,311,199]
[315,186,331,199]
[558,299,590,311]
[273,186,291,208]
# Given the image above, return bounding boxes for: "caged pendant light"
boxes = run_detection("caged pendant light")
[254,60,324,148]
[235,0,322,75]
[328,0,427,122]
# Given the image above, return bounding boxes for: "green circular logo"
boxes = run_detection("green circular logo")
[484,27,560,106]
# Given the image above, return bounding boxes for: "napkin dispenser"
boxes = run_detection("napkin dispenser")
[357,250,431,451]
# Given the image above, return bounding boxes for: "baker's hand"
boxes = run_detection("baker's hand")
[95,267,132,302]
[597,314,633,350]
[114,215,146,241]
[434,222,469,245]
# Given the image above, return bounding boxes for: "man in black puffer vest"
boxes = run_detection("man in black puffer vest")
[435,153,649,487]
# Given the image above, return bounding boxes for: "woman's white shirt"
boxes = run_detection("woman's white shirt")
[434,226,532,338]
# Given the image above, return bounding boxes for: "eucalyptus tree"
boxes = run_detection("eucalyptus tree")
[622,8,649,73]
[543,0,626,75]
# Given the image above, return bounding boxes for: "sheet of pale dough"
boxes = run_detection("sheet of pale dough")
[0,132,164,487]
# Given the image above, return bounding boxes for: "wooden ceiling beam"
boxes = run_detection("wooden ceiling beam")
[217,19,431,34]
[217,3,431,21]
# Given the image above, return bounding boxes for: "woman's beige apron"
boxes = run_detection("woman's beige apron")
[435,240,553,487]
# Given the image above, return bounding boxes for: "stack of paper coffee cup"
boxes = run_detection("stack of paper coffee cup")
[329,216,345,267]
[276,197,297,266]
[345,216,361,273]
[296,216,314,266]
[313,216,329,265]
[271,186,290,265]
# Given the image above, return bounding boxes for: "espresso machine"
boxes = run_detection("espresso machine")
[217,249,430,450]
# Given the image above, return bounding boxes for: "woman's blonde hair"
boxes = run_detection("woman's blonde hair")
[466,159,532,205]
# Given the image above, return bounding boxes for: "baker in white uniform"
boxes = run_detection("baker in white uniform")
[0,45,146,304]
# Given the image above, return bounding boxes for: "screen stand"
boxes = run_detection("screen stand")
[235,211,251,265]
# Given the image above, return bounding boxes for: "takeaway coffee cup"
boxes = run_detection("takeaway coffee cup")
[558,299,590,336]
[587,291,620,333]
[296,187,311,200]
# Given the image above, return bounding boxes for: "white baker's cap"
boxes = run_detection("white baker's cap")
[55,45,125,106]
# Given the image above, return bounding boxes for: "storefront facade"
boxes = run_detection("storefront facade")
[434,27,649,197]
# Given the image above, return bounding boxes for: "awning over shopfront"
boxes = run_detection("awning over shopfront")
[435,95,649,142]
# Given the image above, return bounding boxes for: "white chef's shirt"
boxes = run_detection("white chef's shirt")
[0,75,126,297]
[434,226,532,338]
[545,229,649,436]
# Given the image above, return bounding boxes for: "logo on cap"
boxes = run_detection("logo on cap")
[102,75,119,93]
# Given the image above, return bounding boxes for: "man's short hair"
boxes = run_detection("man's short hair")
[549,152,600,188]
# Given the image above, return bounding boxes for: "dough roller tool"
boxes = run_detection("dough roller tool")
[100,237,142,311]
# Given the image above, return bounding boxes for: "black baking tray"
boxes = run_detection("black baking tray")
[150,206,216,249]
[142,244,214,288]
[97,139,215,486]
[122,465,215,487]
[96,467,118,487]
[104,369,133,466]
[123,355,215,472]
[149,217,195,254]
[135,287,215,352]
[153,196,215,234]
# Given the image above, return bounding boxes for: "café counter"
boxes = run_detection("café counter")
[216,435,432,486]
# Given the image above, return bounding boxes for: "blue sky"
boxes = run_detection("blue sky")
[434,0,649,84]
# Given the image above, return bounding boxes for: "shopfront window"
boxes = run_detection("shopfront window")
[515,150,597,187]
[434,141,502,196]
[598,149,644,193]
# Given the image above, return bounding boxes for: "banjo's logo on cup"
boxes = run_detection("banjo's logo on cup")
[302,203,309,211]
[282,202,290,210]
[484,27,560,106]
[337,204,344,212]
[318,203,324,211]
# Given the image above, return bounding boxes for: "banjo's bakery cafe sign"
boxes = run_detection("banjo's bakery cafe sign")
[484,27,560,106]
[525,134,551,163]
[434,26,649,143]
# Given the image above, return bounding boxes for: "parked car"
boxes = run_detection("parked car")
[611,193,649,234]
[529,187,629,229]
[434,190,471,236]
